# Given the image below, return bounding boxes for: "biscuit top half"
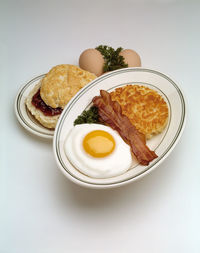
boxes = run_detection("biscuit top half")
[40,64,96,109]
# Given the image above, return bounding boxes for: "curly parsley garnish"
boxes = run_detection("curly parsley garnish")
[96,45,128,72]
[74,106,101,125]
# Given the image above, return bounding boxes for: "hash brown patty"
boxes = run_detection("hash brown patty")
[110,85,169,139]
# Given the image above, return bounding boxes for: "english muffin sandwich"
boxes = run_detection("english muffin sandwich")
[26,64,96,129]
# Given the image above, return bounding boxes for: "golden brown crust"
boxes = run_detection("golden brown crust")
[110,85,169,139]
[40,64,96,109]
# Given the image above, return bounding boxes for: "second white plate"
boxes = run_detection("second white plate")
[53,67,186,188]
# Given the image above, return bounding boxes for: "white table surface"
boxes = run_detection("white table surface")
[1,0,200,252]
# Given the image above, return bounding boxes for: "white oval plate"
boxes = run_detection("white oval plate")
[53,68,186,189]
[15,74,55,139]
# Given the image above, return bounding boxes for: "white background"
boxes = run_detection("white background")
[1,0,200,252]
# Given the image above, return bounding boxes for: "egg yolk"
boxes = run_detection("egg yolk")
[83,130,115,158]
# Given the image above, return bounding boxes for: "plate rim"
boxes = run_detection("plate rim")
[14,74,54,139]
[53,67,186,188]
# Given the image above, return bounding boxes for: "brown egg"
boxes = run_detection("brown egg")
[119,49,141,67]
[79,49,104,76]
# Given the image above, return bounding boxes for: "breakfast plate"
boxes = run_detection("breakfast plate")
[15,74,54,139]
[53,67,186,189]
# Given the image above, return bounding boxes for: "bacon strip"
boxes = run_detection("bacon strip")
[92,90,158,165]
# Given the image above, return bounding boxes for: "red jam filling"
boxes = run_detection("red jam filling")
[32,89,63,116]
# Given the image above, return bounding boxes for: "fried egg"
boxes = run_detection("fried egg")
[64,124,133,179]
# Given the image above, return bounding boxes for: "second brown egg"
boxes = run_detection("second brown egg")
[119,49,141,67]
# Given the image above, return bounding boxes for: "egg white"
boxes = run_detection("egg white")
[64,124,133,179]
